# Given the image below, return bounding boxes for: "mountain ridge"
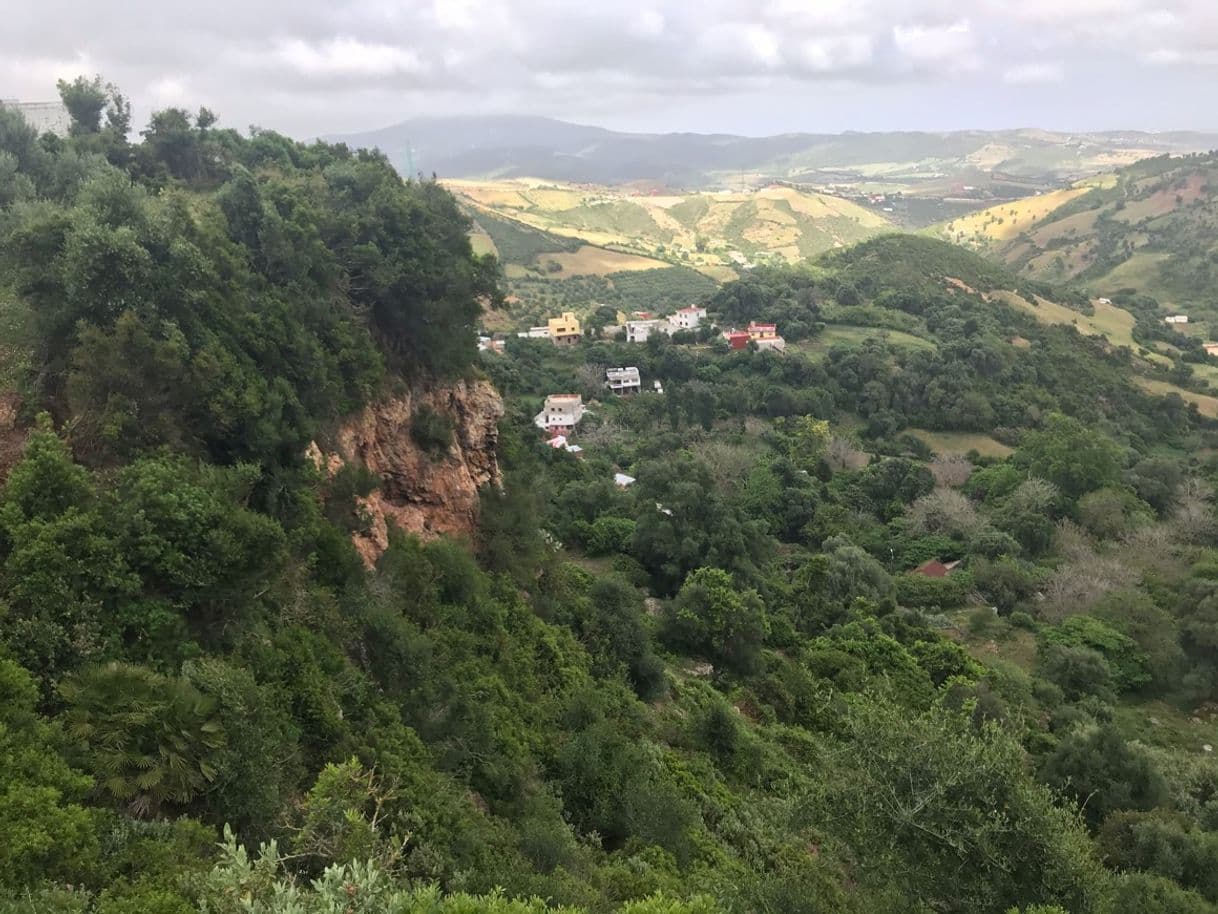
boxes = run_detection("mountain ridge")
[326,115,1218,189]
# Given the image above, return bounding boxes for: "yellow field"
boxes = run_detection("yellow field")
[468,227,497,257]
[540,246,670,276]
[940,185,1091,244]
[908,429,1014,459]
[446,177,891,271]
[1135,378,1218,418]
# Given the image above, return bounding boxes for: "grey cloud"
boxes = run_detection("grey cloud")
[1,0,1216,136]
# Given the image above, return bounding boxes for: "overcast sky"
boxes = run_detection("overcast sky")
[4,0,1218,138]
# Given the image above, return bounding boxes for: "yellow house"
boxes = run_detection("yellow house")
[548,311,582,345]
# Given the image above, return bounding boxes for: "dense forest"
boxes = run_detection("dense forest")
[4,79,1218,914]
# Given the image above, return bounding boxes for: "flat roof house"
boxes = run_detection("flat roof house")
[626,319,668,343]
[548,312,582,344]
[669,305,707,331]
[605,366,642,395]
[534,394,586,436]
[747,321,786,352]
[1166,315,1190,325]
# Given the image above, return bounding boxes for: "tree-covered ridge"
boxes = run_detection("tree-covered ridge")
[0,80,498,470]
[4,82,1218,914]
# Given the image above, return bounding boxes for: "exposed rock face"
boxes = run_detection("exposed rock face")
[311,379,504,567]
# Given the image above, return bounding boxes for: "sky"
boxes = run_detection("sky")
[4,0,1218,138]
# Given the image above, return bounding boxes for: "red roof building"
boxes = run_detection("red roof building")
[723,330,751,350]
[912,559,962,578]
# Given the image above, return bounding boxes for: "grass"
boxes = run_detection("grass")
[798,324,936,358]
[907,429,1014,459]
[0,292,32,391]
[1135,378,1218,418]
[1113,699,1218,753]
[989,291,1168,362]
[1094,251,1172,297]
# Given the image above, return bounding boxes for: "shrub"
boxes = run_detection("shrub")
[410,404,455,457]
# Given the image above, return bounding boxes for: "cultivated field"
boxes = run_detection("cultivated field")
[448,178,893,274]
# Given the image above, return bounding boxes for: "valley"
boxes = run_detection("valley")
[8,78,1218,914]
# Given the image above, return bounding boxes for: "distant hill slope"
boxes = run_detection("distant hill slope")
[936,152,1218,314]
[328,115,1218,193]
[452,178,892,276]
[815,235,1218,417]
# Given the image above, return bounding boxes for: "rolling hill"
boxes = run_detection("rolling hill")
[936,152,1218,327]
[454,179,892,273]
[456,178,893,324]
[329,115,1218,203]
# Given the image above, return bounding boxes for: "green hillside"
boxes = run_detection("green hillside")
[7,83,1218,914]
[939,153,1218,325]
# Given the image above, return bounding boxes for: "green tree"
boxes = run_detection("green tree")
[1016,414,1124,502]
[59,662,228,817]
[0,659,98,889]
[57,76,109,135]
[816,701,1107,914]
[1041,725,1169,829]
[664,567,769,674]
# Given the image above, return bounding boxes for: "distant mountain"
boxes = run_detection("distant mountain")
[326,115,1218,191]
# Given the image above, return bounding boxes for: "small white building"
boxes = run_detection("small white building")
[626,319,668,343]
[753,336,787,352]
[614,473,636,488]
[605,366,642,395]
[1097,297,1112,305]
[1166,315,1190,325]
[477,336,505,354]
[517,326,551,339]
[534,394,586,436]
[669,305,707,331]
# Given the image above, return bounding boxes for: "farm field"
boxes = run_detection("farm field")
[797,324,936,357]
[449,178,894,274]
[907,429,1015,458]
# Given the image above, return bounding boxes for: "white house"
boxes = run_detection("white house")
[477,336,505,354]
[1097,297,1112,305]
[605,366,642,395]
[614,473,636,488]
[669,305,707,331]
[753,336,786,352]
[517,326,551,339]
[626,319,668,343]
[534,394,586,436]
[1166,315,1190,325]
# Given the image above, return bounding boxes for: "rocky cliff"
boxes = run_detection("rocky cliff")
[309,379,504,566]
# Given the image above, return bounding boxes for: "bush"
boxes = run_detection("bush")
[895,571,972,609]
[586,516,636,556]
[411,404,455,457]
[1042,615,1150,694]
